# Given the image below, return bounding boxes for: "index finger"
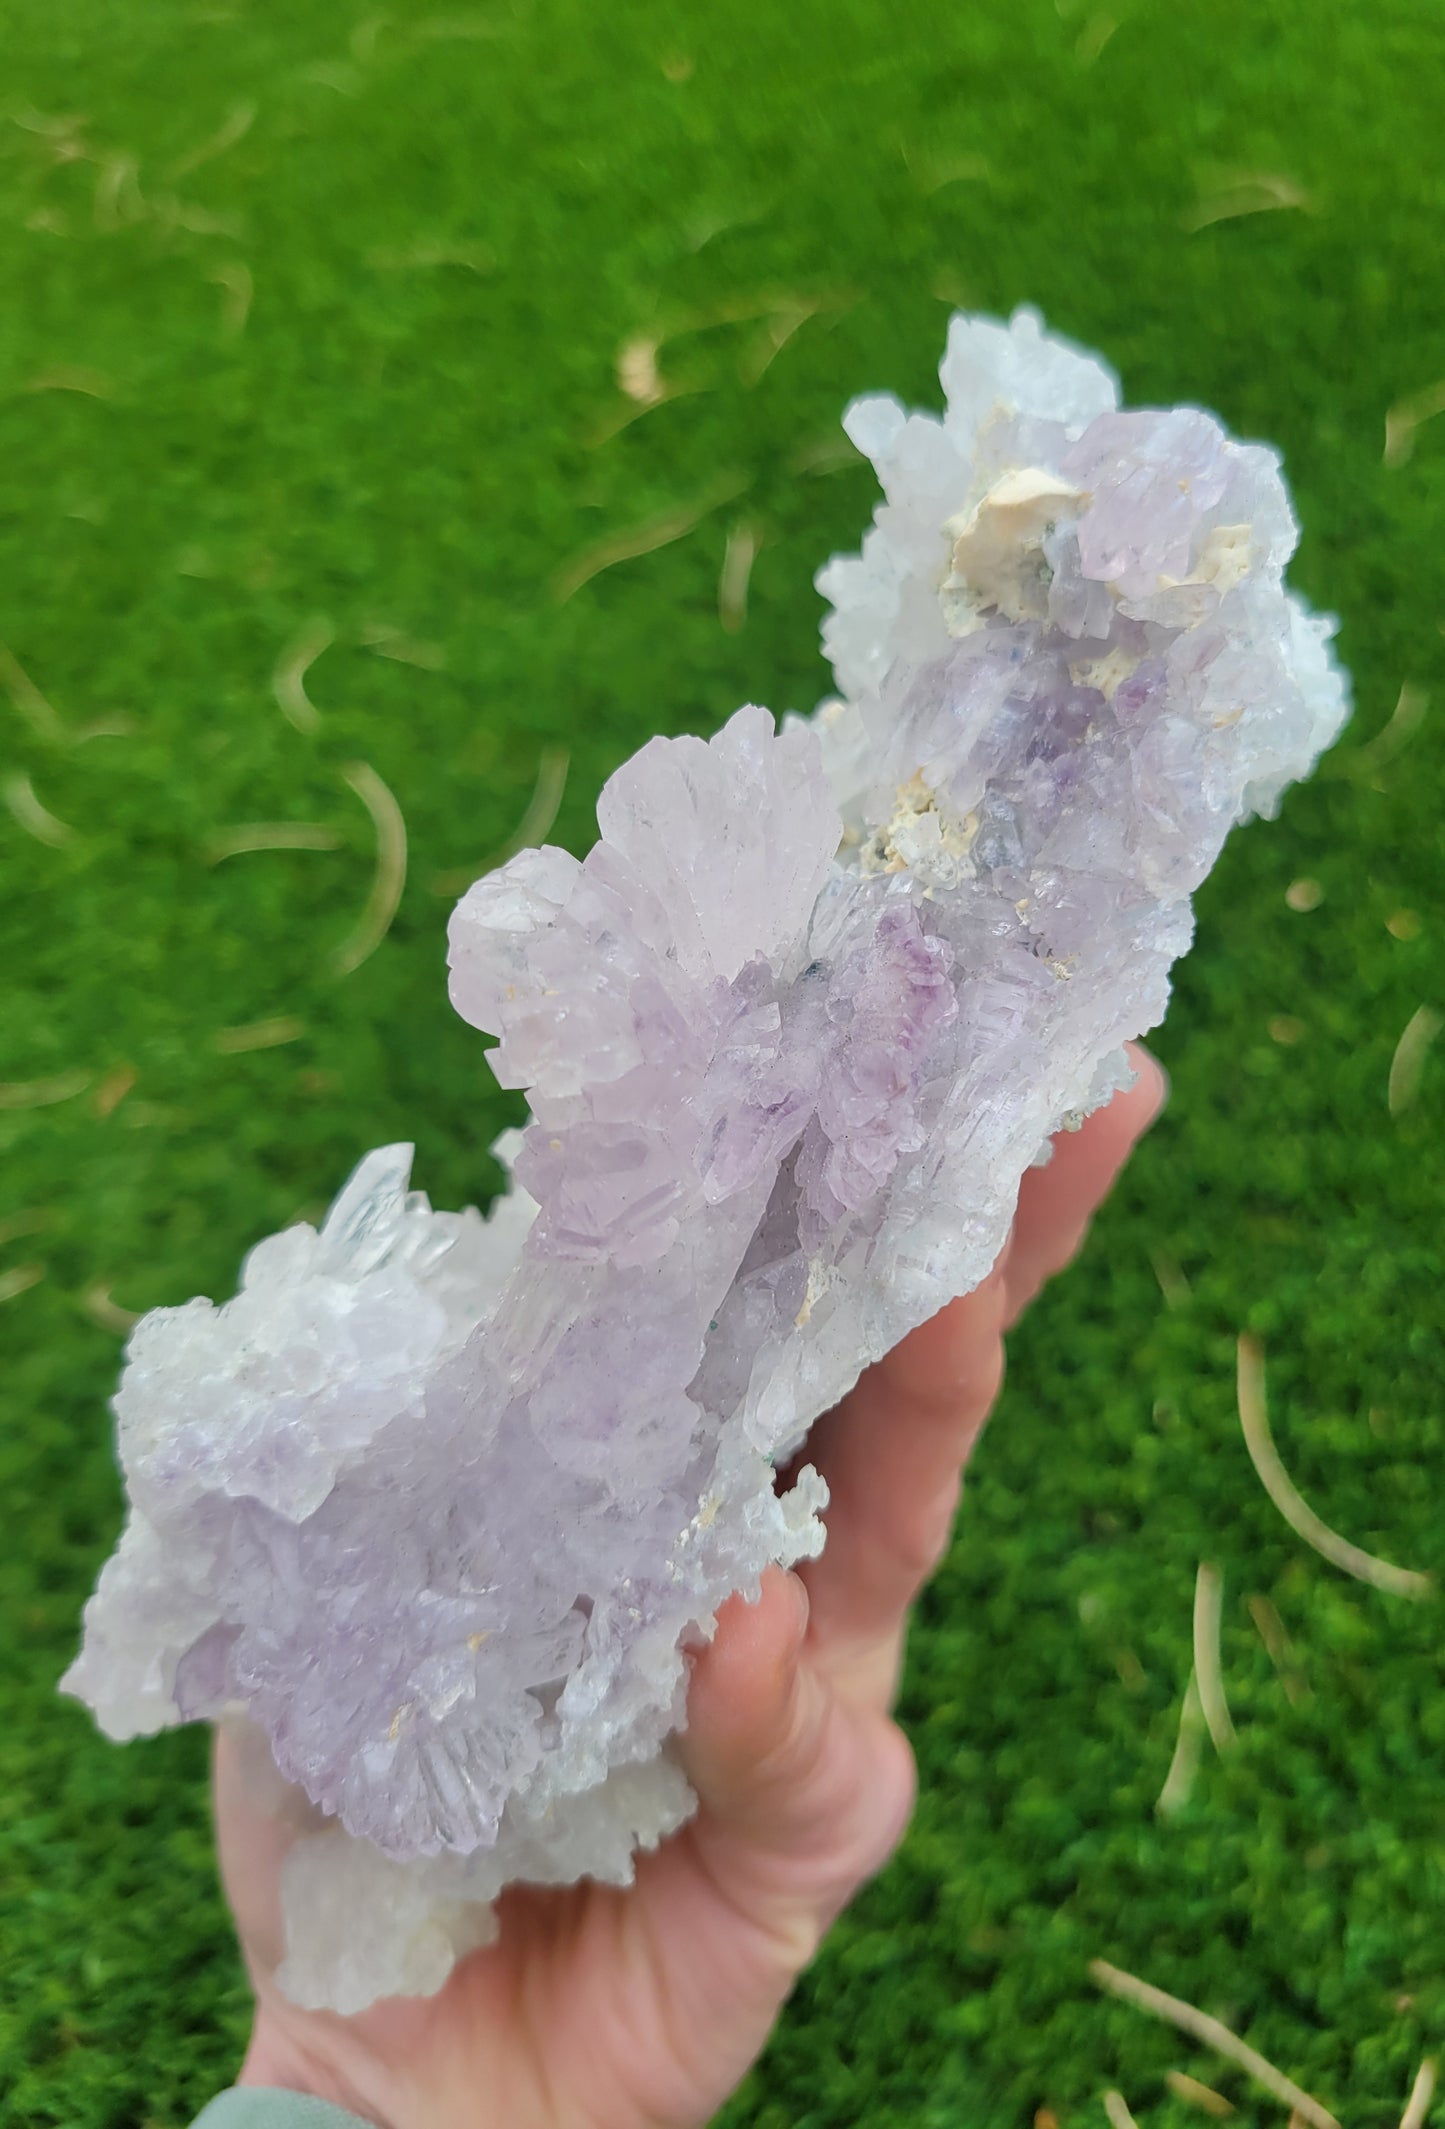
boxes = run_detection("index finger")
[1003,1044,1167,1326]
[792,1055,1165,1706]
[793,1261,1009,1710]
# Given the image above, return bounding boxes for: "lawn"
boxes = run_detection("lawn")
[1,1,1442,2123]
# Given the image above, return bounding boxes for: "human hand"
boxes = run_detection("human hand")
[214,1046,1167,2129]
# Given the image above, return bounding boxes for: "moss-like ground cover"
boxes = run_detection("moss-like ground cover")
[1,2,1441,2122]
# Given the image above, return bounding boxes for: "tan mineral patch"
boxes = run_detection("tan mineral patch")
[941,466,1086,632]
[1068,644,1139,698]
[858,771,978,885]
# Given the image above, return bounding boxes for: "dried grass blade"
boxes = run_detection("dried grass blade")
[82,1282,142,1334]
[1400,2057,1437,2129]
[496,747,569,864]
[1237,1335,1432,1599]
[719,521,759,632]
[430,748,570,898]
[1156,1671,1205,1817]
[273,618,334,732]
[0,1069,92,1110]
[333,763,407,975]
[209,822,342,862]
[168,101,255,179]
[553,475,749,602]
[5,770,74,846]
[1385,383,1445,468]
[214,1016,306,1054]
[1166,2069,1235,2116]
[1090,1959,1340,2129]
[1192,1561,1237,1753]
[211,261,253,335]
[0,640,67,742]
[1388,1005,1441,1118]
[1246,1592,1309,1706]
[1355,681,1428,773]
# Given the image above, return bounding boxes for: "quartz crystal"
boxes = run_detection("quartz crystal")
[63,308,1349,2012]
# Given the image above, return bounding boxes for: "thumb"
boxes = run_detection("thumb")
[676,1568,916,1964]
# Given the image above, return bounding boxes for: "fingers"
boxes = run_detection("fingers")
[791,1263,1010,1708]
[788,1047,1166,1706]
[594,1572,913,2117]
[1003,1043,1167,1327]
[212,1719,316,1983]
[681,1567,818,1841]
[676,1568,915,1959]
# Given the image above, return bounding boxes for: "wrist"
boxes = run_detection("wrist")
[240,2008,398,2129]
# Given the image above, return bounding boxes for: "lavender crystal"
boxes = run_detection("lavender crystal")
[63,308,1349,2011]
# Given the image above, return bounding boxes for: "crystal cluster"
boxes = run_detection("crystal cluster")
[64,309,1349,2012]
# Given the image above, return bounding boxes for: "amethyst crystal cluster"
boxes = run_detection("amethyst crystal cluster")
[64,310,1349,2011]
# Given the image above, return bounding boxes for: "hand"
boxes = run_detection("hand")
[214,1047,1167,2129]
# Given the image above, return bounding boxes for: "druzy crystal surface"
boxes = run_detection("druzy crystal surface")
[64,309,1349,2012]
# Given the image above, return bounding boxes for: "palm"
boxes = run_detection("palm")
[216,1051,1165,2129]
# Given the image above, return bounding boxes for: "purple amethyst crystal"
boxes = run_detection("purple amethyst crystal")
[63,307,1349,2011]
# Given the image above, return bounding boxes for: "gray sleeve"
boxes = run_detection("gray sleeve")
[189,2089,379,2129]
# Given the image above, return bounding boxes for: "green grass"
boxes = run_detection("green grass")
[1,0,1442,2122]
